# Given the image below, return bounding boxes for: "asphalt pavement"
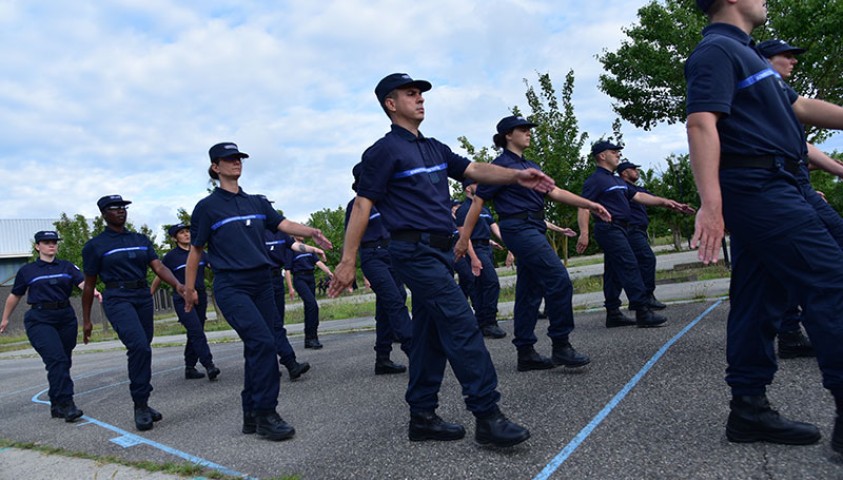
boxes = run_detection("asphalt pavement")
[4,248,841,479]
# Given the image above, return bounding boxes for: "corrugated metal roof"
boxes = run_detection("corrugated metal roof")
[0,219,60,258]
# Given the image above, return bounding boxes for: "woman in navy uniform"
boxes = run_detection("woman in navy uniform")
[458,115,610,372]
[286,238,333,349]
[1,231,100,422]
[183,142,331,441]
[81,195,185,431]
[151,223,220,381]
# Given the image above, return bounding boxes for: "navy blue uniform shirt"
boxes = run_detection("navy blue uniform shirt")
[287,252,318,275]
[161,246,207,290]
[455,200,493,240]
[356,124,470,235]
[475,149,545,218]
[264,230,294,269]
[685,23,806,158]
[190,187,284,272]
[627,183,651,228]
[582,167,635,223]
[12,258,84,304]
[82,229,158,282]
[345,198,390,244]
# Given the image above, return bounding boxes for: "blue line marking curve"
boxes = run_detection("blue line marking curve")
[31,390,256,479]
[533,299,725,480]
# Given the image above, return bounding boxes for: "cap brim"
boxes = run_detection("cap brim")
[398,80,432,93]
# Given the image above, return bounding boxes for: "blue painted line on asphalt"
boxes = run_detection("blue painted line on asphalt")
[533,298,725,480]
[31,389,257,480]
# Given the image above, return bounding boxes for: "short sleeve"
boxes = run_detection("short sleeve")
[685,44,735,116]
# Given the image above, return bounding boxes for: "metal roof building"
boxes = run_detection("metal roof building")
[0,218,60,284]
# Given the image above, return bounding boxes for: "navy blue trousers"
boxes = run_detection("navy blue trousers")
[292,272,319,339]
[103,291,154,404]
[594,222,649,311]
[24,307,77,405]
[213,268,280,414]
[269,269,297,367]
[499,217,574,349]
[780,166,843,333]
[389,237,500,415]
[453,256,476,302]
[471,243,501,327]
[603,225,656,308]
[173,290,213,369]
[721,165,843,398]
[360,246,412,357]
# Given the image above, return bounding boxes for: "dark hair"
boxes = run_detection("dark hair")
[380,90,399,117]
[493,132,508,150]
[208,160,220,180]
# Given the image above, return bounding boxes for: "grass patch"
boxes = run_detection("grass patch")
[0,438,246,479]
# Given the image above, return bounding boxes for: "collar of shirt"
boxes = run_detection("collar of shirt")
[213,186,248,200]
[34,258,60,267]
[390,124,426,142]
[703,22,754,47]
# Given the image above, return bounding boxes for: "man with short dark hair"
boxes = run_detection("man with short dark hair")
[688,0,843,452]
[330,73,555,448]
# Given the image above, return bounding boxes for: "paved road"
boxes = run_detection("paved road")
[2,299,842,479]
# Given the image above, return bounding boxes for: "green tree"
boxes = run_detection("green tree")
[53,213,93,273]
[646,154,698,250]
[306,205,347,269]
[597,0,843,142]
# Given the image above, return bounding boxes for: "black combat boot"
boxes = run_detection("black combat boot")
[551,340,591,368]
[284,360,311,381]
[481,323,507,339]
[606,308,636,328]
[375,356,407,375]
[726,395,820,445]
[475,408,530,448]
[206,364,221,381]
[134,403,154,431]
[635,307,667,328]
[408,411,466,442]
[254,411,296,441]
[185,366,206,379]
[516,347,555,372]
[242,411,257,434]
[777,330,815,359]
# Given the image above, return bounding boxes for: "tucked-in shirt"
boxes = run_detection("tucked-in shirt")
[264,230,294,269]
[345,198,390,244]
[582,167,635,223]
[161,246,207,291]
[455,200,493,241]
[12,258,84,304]
[475,149,545,217]
[685,22,806,159]
[190,187,284,272]
[82,229,158,283]
[356,124,470,234]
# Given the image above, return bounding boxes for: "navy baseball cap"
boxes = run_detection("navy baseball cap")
[375,73,432,104]
[97,194,132,211]
[208,142,249,161]
[696,0,715,12]
[167,223,189,238]
[34,231,61,242]
[757,39,806,58]
[591,141,623,156]
[616,161,641,174]
[496,115,537,134]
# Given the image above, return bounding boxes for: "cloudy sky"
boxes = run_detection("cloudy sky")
[2,0,840,242]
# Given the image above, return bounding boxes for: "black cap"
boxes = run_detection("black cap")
[375,73,432,104]
[757,39,806,58]
[167,223,189,238]
[209,142,249,161]
[34,231,61,242]
[97,194,132,211]
[496,115,537,135]
[591,141,623,156]
[696,0,715,12]
[616,161,641,174]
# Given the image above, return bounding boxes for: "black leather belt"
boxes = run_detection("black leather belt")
[614,220,630,228]
[270,267,284,276]
[361,239,390,249]
[391,230,454,251]
[500,211,545,221]
[720,155,801,175]
[104,279,147,290]
[31,300,71,310]
[471,238,490,246]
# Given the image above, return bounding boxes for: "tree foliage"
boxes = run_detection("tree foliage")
[598,0,843,142]
[645,153,698,249]
[306,205,347,269]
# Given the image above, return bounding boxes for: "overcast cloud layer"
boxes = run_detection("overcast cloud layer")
[1,1,839,241]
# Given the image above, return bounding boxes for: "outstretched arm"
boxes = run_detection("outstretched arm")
[464,162,555,193]
[631,191,696,214]
[278,219,333,251]
[547,187,612,222]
